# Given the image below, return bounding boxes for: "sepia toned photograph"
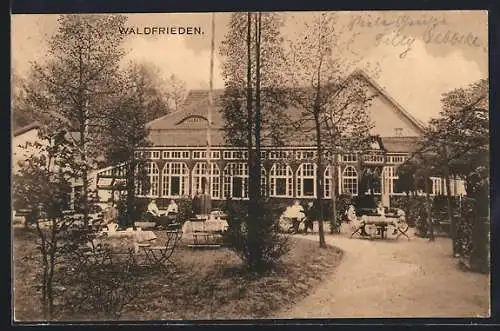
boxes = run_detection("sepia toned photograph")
[11,10,489,322]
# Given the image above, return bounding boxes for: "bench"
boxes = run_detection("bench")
[433,219,451,235]
[188,231,222,248]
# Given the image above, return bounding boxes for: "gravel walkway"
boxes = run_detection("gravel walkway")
[275,229,490,318]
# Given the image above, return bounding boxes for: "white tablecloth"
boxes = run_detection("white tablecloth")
[93,230,157,253]
[361,215,396,226]
[105,230,157,241]
[182,219,229,234]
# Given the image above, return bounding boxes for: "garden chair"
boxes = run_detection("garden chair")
[137,230,182,271]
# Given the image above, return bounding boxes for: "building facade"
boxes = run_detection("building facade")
[12,71,465,208]
[122,71,465,205]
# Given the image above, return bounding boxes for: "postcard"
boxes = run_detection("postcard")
[11,10,489,322]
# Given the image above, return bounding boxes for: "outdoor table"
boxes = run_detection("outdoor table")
[182,216,228,247]
[351,216,409,240]
[364,216,394,239]
[93,229,157,253]
[182,217,229,234]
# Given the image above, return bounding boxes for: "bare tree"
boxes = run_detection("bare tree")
[166,74,188,112]
[220,12,290,270]
[285,13,376,247]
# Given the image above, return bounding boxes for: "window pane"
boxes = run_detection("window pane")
[303,178,314,196]
[233,177,243,198]
[276,178,286,196]
[171,176,180,195]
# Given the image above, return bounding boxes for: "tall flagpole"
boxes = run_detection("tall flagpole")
[206,13,215,197]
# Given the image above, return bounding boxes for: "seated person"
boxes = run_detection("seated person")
[393,208,406,235]
[166,199,179,221]
[375,202,385,235]
[345,204,357,223]
[103,202,118,227]
[146,199,160,220]
[376,201,385,217]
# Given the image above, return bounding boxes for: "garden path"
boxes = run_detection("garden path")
[275,228,489,318]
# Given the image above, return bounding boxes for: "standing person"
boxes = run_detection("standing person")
[192,191,202,216]
[289,200,305,234]
[304,201,315,234]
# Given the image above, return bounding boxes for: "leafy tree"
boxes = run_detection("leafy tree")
[403,79,488,246]
[11,72,33,130]
[12,131,76,319]
[101,62,153,225]
[220,12,291,149]
[122,62,179,122]
[395,154,435,239]
[285,13,375,247]
[22,14,128,225]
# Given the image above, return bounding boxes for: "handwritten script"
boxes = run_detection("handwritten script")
[347,14,486,58]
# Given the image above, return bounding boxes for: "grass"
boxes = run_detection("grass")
[12,228,343,321]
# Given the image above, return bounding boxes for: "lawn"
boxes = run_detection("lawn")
[12,228,343,321]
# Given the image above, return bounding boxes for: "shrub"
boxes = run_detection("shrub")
[324,194,354,233]
[409,197,428,236]
[59,240,140,319]
[390,195,413,225]
[178,198,194,223]
[223,198,290,272]
[457,197,489,273]
[354,194,379,210]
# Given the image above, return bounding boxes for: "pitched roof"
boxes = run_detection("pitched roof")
[380,136,421,153]
[147,70,426,148]
[13,122,40,137]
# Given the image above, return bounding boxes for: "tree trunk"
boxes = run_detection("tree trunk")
[246,12,254,202]
[424,174,434,241]
[110,167,116,205]
[78,51,90,228]
[245,12,258,268]
[253,12,265,266]
[313,113,326,248]
[331,161,338,234]
[444,170,456,255]
[442,146,456,254]
[47,219,58,319]
[36,221,49,319]
[254,12,262,203]
[126,160,136,225]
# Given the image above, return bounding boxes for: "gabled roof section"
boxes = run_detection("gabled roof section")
[380,136,421,153]
[13,122,40,137]
[146,89,225,130]
[352,69,426,133]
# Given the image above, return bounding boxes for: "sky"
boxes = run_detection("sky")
[11,11,488,124]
